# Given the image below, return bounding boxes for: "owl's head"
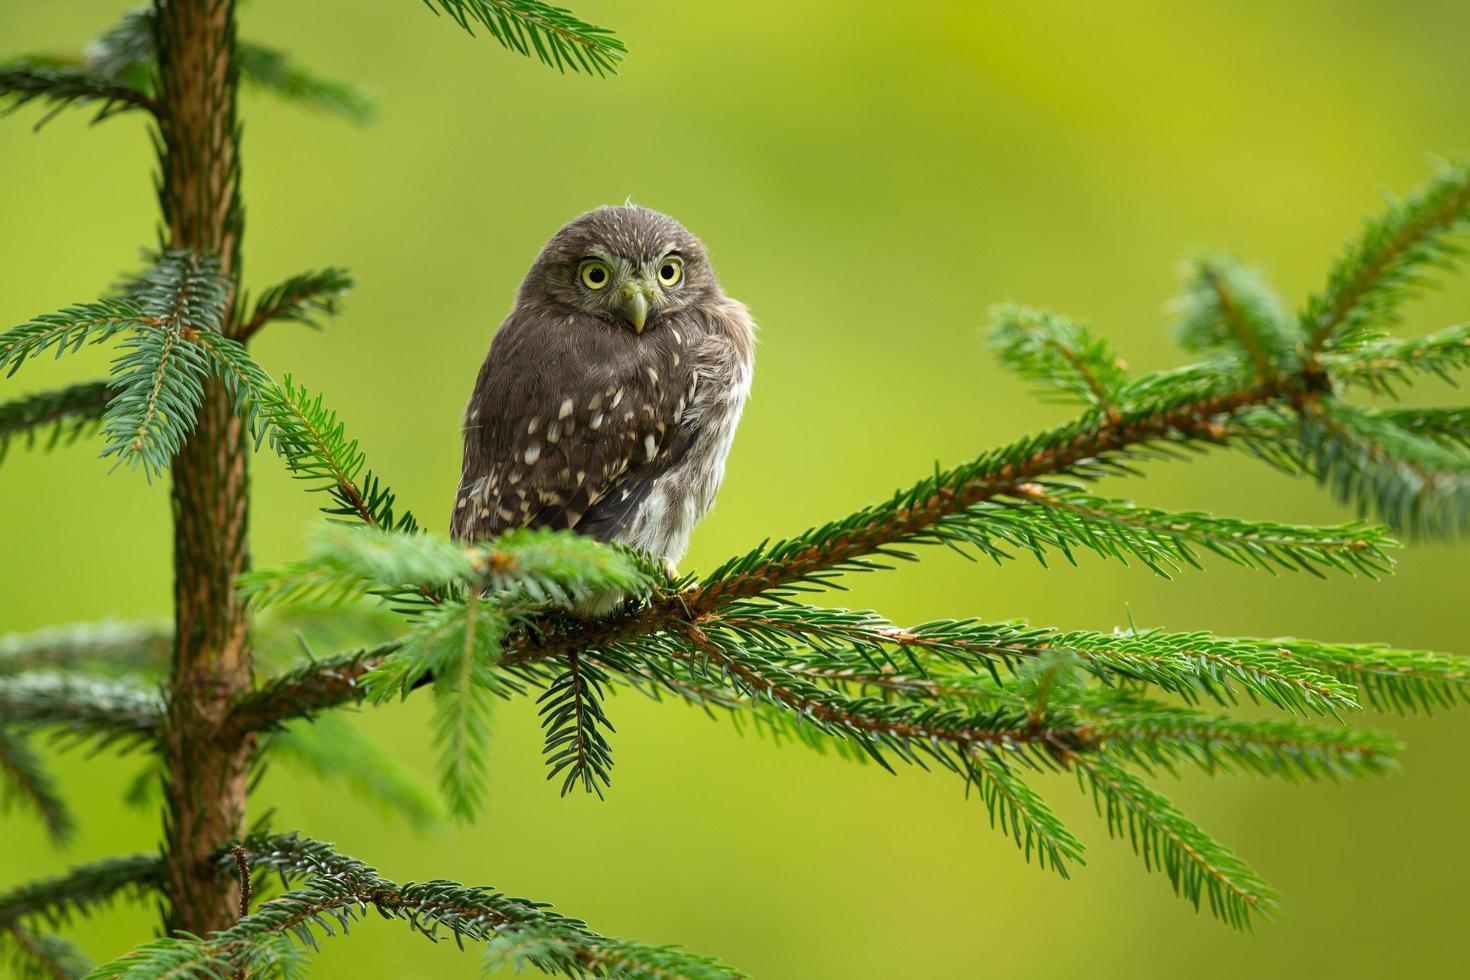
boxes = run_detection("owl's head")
[524,205,716,334]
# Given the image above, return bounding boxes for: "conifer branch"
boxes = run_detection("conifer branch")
[238,267,355,339]
[483,923,744,979]
[0,383,113,464]
[685,475,1390,581]
[0,61,156,127]
[0,730,74,845]
[989,304,1128,411]
[1089,708,1399,781]
[1302,161,1470,351]
[251,603,406,673]
[0,253,235,479]
[702,660,1397,784]
[82,12,152,85]
[13,11,372,128]
[0,621,171,677]
[1117,358,1259,408]
[969,751,1085,876]
[1174,253,1294,375]
[236,44,376,124]
[245,373,421,533]
[97,253,230,477]
[1365,406,1470,451]
[178,334,426,537]
[1270,641,1470,714]
[420,1,626,76]
[711,688,876,763]
[708,603,1356,714]
[668,623,1087,769]
[276,593,1417,914]
[1325,322,1470,394]
[237,522,646,624]
[0,855,163,931]
[1298,401,1470,538]
[227,645,398,735]
[760,658,1000,704]
[1074,755,1276,930]
[692,372,1285,607]
[120,759,164,814]
[0,674,163,753]
[89,833,738,979]
[1006,482,1396,577]
[100,328,209,478]
[261,552,593,822]
[0,302,161,378]
[2,924,90,980]
[538,652,614,797]
[236,587,1376,738]
[241,522,647,635]
[426,596,505,820]
[225,832,367,883]
[239,524,472,609]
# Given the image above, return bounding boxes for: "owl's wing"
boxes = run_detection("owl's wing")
[574,414,706,542]
[451,313,696,545]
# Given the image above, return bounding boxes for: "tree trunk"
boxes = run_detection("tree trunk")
[152,0,253,936]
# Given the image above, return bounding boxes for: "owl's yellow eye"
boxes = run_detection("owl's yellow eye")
[657,256,683,286]
[580,260,611,290]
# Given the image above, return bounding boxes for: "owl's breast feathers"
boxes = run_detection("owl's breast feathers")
[452,298,754,561]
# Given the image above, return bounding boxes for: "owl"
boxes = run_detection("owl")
[451,206,756,610]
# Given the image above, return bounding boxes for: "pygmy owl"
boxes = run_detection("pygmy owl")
[451,206,756,609]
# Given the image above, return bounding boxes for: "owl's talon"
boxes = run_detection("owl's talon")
[661,557,680,583]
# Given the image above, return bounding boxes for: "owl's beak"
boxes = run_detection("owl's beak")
[616,285,650,334]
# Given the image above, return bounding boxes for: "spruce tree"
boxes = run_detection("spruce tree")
[3,3,1470,977]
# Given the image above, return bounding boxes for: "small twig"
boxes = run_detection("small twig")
[1204,265,1276,379]
[1028,662,1059,734]
[230,844,251,918]
[4,923,70,980]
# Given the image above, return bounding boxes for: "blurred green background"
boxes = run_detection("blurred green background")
[3,1,1469,977]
